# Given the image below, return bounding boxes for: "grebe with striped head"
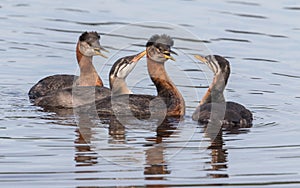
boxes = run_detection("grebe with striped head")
[109,50,146,96]
[28,31,108,101]
[192,55,252,127]
[90,34,185,118]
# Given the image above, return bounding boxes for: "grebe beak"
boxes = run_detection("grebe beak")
[131,50,146,62]
[94,47,109,58]
[163,50,176,61]
[170,49,178,55]
[100,46,109,53]
[194,54,207,63]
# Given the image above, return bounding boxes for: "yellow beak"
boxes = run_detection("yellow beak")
[94,48,108,58]
[132,50,146,62]
[194,54,207,63]
[164,54,176,61]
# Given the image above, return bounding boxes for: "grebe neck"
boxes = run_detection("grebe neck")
[147,58,185,116]
[76,43,103,87]
[200,71,229,105]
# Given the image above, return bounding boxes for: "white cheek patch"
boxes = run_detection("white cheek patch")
[79,42,94,56]
[117,62,137,78]
[208,60,220,74]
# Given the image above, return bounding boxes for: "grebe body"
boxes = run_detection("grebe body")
[28,74,78,101]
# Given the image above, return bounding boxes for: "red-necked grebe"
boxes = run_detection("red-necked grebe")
[29,31,110,108]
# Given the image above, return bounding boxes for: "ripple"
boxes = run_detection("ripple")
[221,11,267,19]
[272,72,300,79]
[249,89,275,94]
[235,13,267,19]
[9,47,28,51]
[42,27,81,34]
[284,7,300,11]
[45,18,129,26]
[173,36,210,43]
[14,3,30,7]
[56,8,89,13]
[227,1,260,6]
[226,29,288,38]
[211,38,250,43]
[243,57,279,63]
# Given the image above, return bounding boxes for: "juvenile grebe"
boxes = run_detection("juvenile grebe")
[28,31,108,101]
[109,50,146,96]
[90,34,185,118]
[192,55,252,127]
[31,31,111,108]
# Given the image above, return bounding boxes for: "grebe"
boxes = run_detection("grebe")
[109,50,146,96]
[90,34,185,118]
[30,31,111,108]
[33,51,146,109]
[28,31,108,101]
[192,55,252,127]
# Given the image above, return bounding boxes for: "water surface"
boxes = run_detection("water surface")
[1,0,300,187]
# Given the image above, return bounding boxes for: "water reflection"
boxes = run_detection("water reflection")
[74,110,180,182]
[72,108,252,182]
[205,128,228,178]
[107,116,179,182]
[74,114,98,167]
[143,118,179,182]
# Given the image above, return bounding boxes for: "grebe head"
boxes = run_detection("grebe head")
[78,31,108,58]
[146,34,177,63]
[194,55,230,76]
[109,50,146,81]
[109,51,146,95]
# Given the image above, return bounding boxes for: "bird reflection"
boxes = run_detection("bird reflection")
[205,127,228,178]
[203,119,251,178]
[74,113,98,167]
[108,116,179,183]
[72,107,252,181]
[144,118,179,182]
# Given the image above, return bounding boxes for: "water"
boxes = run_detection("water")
[1,0,300,187]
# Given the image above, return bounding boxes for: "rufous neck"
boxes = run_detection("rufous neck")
[76,43,103,87]
[147,57,185,116]
[200,72,228,105]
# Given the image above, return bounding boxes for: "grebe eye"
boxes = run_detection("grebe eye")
[158,48,169,55]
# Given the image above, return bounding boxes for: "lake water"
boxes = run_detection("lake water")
[1,0,300,187]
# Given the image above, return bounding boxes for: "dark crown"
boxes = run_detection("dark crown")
[146,34,174,48]
[79,31,100,42]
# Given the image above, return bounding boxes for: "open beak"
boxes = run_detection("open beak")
[132,50,146,62]
[163,50,176,61]
[170,49,178,55]
[94,47,109,58]
[194,54,208,63]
